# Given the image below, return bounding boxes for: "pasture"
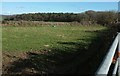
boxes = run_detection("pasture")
[2,25,112,75]
[2,25,106,52]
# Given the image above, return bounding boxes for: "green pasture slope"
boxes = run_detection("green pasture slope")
[3,25,113,74]
[2,25,107,52]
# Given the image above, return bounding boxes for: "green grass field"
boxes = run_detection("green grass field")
[2,25,107,52]
[3,25,114,74]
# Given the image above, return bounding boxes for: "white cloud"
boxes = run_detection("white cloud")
[2,0,120,2]
[79,8,85,10]
[3,12,13,15]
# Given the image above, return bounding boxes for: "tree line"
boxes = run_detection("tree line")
[3,10,120,25]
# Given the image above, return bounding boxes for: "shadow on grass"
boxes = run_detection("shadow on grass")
[2,29,115,76]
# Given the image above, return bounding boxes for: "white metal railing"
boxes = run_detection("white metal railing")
[95,33,120,76]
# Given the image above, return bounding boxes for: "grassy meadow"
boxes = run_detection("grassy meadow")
[2,25,107,52]
[3,25,114,74]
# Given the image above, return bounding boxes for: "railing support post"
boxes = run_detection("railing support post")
[95,33,119,75]
[118,33,120,76]
[118,58,120,76]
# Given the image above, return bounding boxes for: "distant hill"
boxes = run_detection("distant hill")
[0,15,2,21]
[0,15,15,21]
[2,11,119,25]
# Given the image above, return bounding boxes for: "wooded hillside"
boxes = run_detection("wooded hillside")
[3,10,119,25]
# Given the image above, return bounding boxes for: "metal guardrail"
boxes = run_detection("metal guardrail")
[95,33,120,76]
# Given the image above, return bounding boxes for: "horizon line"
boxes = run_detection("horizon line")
[1,10,118,15]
